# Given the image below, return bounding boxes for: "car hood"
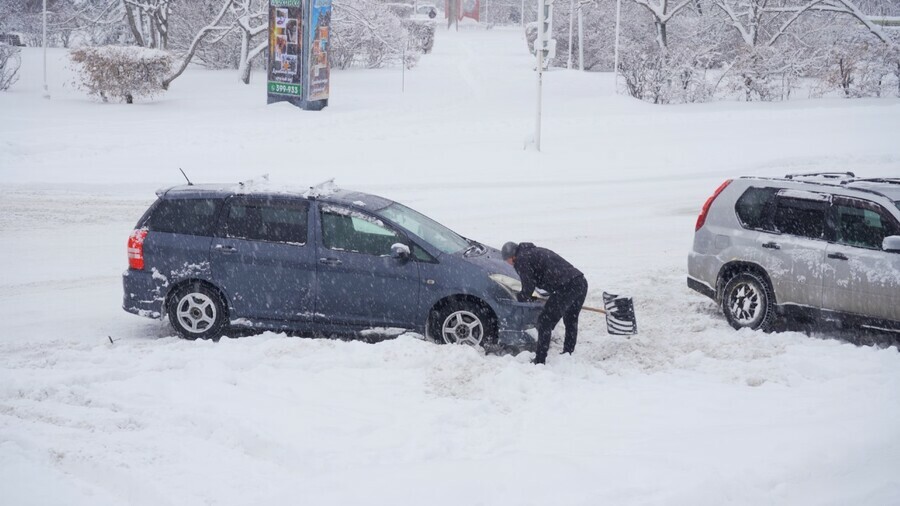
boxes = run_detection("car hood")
[453,245,519,279]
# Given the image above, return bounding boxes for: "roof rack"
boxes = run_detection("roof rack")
[237,173,270,188]
[845,178,900,186]
[304,178,338,198]
[784,171,855,181]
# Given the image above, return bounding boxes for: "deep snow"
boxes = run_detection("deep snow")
[1,27,900,506]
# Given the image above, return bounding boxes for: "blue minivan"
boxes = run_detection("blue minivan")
[123,183,542,347]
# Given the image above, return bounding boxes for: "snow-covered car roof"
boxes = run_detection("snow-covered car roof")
[156,183,395,210]
[740,175,900,203]
[845,180,900,201]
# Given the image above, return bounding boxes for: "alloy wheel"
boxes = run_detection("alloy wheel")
[441,310,484,346]
[728,282,762,325]
[175,292,218,334]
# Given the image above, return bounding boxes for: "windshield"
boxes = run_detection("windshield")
[376,203,470,254]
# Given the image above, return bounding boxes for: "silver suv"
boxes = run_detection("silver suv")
[688,173,900,333]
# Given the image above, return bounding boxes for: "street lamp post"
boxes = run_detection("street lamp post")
[577,4,583,70]
[613,0,621,94]
[566,0,573,69]
[42,0,50,99]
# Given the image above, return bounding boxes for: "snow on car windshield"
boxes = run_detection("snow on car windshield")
[376,203,469,254]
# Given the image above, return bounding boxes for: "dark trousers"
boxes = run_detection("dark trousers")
[534,275,588,364]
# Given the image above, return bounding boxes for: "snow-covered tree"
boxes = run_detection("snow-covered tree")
[163,0,236,89]
[331,0,415,69]
[0,44,22,91]
[627,0,695,50]
[122,0,175,50]
[230,0,268,84]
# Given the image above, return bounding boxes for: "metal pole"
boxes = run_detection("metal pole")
[567,0,573,69]
[613,0,621,94]
[535,0,543,151]
[577,5,583,70]
[402,40,406,92]
[42,0,50,99]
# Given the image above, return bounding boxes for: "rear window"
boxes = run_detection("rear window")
[735,187,777,231]
[144,198,222,236]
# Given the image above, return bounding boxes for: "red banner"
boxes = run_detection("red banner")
[461,0,479,21]
[445,0,479,21]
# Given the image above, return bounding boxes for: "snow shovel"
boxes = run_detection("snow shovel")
[598,292,638,336]
[534,291,638,336]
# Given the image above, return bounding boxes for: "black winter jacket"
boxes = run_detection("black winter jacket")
[513,243,583,302]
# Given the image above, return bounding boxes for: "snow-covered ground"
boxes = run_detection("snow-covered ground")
[1,27,899,505]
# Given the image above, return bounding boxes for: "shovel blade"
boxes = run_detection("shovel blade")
[603,292,637,336]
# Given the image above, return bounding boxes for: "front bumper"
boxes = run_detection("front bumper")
[493,298,543,347]
[122,269,167,319]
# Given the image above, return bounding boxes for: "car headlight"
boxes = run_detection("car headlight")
[489,274,522,298]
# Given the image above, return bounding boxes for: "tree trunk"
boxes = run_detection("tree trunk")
[150,16,159,49]
[125,4,145,47]
[655,21,668,50]
[239,28,251,84]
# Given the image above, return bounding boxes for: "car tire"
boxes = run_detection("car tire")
[429,302,496,348]
[721,271,776,332]
[167,282,228,340]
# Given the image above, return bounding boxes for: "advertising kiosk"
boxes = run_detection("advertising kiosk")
[267,0,332,110]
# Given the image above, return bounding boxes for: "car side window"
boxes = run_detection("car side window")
[320,205,400,256]
[773,196,828,240]
[833,199,900,250]
[146,198,222,236]
[221,199,308,244]
[735,187,778,231]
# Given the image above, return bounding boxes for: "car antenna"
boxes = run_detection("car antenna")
[179,168,193,186]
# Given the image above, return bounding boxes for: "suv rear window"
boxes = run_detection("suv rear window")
[735,187,777,231]
[145,198,222,236]
[773,196,827,240]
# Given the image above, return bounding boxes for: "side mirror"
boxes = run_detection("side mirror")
[883,236,900,253]
[391,243,411,260]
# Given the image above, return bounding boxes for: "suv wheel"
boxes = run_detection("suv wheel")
[167,282,228,340]
[429,302,495,347]
[722,272,776,331]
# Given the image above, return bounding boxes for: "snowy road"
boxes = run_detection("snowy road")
[2,27,900,506]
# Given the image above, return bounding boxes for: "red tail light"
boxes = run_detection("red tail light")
[695,180,733,231]
[128,229,148,270]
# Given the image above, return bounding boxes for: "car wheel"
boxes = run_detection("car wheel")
[429,302,495,347]
[721,271,776,331]
[167,282,228,340]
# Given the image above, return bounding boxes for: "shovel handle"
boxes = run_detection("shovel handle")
[532,294,607,315]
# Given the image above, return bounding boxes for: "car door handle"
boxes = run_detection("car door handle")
[762,242,780,250]
[214,244,237,254]
[828,252,848,261]
[319,257,343,266]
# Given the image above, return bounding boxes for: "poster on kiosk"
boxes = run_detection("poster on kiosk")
[267,0,331,110]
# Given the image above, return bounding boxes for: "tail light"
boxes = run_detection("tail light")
[695,180,733,231]
[127,229,148,270]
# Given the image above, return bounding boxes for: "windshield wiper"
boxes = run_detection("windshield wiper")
[463,239,486,257]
